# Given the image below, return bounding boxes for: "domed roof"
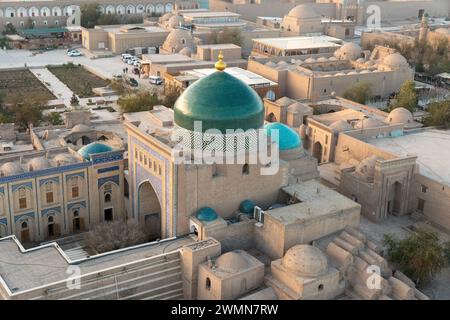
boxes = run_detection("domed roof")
[382,53,408,68]
[54,153,77,165]
[355,155,382,180]
[386,107,413,124]
[317,57,328,62]
[216,251,249,272]
[282,245,328,277]
[330,120,353,132]
[239,200,255,214]
[78,142,113,160]
[334,42,362,61]
[264,122,302,151]
[354,118,381,129]
[70,124,91,133]
[163,28,194,53]
[434,28,450,35]
[174,71,264,133]
[304,57,316,63]
[196,207,218,222]
[168,15,184,28]
[0,162,23,176]
[287,4,320,20]
[28,157,50,171]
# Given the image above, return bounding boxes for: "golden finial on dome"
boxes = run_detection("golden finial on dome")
[215,50,227,71]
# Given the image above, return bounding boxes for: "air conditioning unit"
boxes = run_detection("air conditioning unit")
[253,206,265,225]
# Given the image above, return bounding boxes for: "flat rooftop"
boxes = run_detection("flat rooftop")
[367,129,450,186]
[183,11,240,18]
[101,25,167,34]
[253,36,343,50]
[143,54,193,64]
[0,236,194,293]
[266,180,360,225]
[184,67,278,87]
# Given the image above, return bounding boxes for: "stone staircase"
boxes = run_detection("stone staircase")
[31,251,184,300]
[64,246,91,261]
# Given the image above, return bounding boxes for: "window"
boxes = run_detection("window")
[71,177,79,198]
[45,182,54,203]
[205,278,211,290]
[104,193,111,203]
[421,185,428,193]
[18,187,27,209]
[72,186,79,198]
[417,198,425,212]
[21,221,28,229]
[242,164,249,175]
[318,284,324,291]
[46,191,54,203]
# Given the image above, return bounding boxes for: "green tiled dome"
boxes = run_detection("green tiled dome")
[174,71,264,133]
[78,142,113,160]
[196,207,218,222]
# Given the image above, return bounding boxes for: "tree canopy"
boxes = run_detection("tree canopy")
[383,229,448,286]
[423,100,450,128]
[117,90,161,113]
[389,80,418,112]
[342,82,371,104]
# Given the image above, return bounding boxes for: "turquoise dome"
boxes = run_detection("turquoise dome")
[239,200,255,214]
[78,142,113,160]
[264,122,302,151]
[196,207,218,222]
[174,71,264,133]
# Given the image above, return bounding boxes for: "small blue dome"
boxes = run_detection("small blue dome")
[264,122,302,151]
[196,207,218,222]
[239,200,255,214]
[78,142,113,160]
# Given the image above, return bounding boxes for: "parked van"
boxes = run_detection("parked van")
[149,76,163,85]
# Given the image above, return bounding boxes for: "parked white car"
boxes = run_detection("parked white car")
[149,76,163,85]
[67,50,82,57]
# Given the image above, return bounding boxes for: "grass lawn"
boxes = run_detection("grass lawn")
[48,64,110,98]
[0,69,55,103]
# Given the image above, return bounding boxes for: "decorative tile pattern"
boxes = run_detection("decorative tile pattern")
[98,166,120,174]
[41,206,62,217]
[98,175,120,188]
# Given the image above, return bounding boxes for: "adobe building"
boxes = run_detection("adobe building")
[209,0,450,26]
[0,111,127,243]
[81,24,169,54]
[248,43,414,101]
[0,55,431,301]
[0,0,177,31]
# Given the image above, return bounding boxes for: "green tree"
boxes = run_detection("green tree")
[383,229,447,286]
[80,3,101,28]
[390,80,417,112]
[2,23,17,35]
[70,94,79,106]
[5,93,46,129]
[342,82,371,104]
[210,28,244,47]
[97,13,121,26]
[117,90,161,113]
[47,112,63,125]
[423,100,450,128]
[86,219,149,253]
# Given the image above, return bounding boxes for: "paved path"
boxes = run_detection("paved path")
[29,67,74,107]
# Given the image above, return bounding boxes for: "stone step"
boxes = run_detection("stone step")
[87,270,182,300]
[61,264,182,300]
[121,281,183,300]
[36,257,180,299]
[142,288,184,300]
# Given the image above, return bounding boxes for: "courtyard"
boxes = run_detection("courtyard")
[0,69,55,103]
[48,64,110,98]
